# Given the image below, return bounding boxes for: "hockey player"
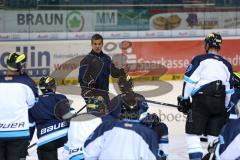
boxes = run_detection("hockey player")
[227,72,240,120]
[110,75,169,159]
[201,70,240,143]
[203,99,240,160]
[83,92,160,160]
[109,75,149,118]
[78,33,128,108]
[177,33,233,160]
[28,76,69,160]
[0,52,38,160]
[63,96,115,160]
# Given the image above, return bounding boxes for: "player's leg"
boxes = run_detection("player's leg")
[37,144,58,160]
[0,140,6,160]
[7,139,29,160]
[185,95,209,159]
[205,96,229,143]
[37,137,66,160]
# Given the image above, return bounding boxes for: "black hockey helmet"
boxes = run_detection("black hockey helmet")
[7,52,26,72]
[204,33,222,50]
[233,72,240,89]
[120,92,140,120]
[118,75,134,93]
[39,76,56,94]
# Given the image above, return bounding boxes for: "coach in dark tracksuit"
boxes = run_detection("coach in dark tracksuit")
[78,34,127,111]
[177,33,234,160]
[29,76,69,160]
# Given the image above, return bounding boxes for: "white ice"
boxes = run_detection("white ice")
[27,80,208,160]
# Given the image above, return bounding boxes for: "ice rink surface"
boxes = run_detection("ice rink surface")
[27,80,208,160]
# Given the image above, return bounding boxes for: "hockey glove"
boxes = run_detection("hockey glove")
[177,95,191,114]
[86,96,106,113]
[141,113,161,128]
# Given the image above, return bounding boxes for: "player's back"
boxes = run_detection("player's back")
[84,119,159,160]
[0,75,36,139]
[29,93,69,146]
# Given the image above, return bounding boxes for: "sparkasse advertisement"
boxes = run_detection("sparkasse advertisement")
[0,38,239,80]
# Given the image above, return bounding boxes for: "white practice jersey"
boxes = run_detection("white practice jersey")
[65,114,115,160]
[183,52,233,106]
[83,119,160,160]
[0,75,37,139]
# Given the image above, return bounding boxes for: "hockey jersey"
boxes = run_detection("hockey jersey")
[0,74,38,139]
[78,50,125,92]
[84,119,160,160]
[215,118,240,160]
[65,114,115,160]
[29,93,69,147]
[183,53,233,106]
[228,88,240,119]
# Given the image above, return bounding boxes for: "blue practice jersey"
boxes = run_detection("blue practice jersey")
[215,118,240,160]
[228,88,240,119]
[29,93,69,147]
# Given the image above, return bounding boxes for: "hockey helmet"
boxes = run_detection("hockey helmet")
[39,76,56,94]
[7,52,26,72]
[118,75,134,93]
[233,72,240,89]
[120,92,140,120]
[204,33,222,50]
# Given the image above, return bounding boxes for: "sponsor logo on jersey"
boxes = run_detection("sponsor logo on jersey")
[40,121,68,135]
[0,122,25,129]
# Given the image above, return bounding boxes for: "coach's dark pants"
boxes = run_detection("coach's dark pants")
[0,138,29,160]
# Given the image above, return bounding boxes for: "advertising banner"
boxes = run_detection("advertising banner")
[149,11,240,31]
[0,38,239,80]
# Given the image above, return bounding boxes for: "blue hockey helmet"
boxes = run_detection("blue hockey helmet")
[39,76,56,94]
[7,52,26,72]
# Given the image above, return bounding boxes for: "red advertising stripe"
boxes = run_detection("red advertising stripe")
[128,39,240,75]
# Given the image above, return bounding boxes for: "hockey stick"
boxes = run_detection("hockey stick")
[28,142,37,149]
[145,99,179,108]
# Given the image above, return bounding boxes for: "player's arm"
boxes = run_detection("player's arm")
[28,109,36,141]
[110,62,128,78]
[178,57,201,113]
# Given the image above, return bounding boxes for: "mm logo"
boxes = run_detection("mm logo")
[96,10,117,25]
[66,11,84,32]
